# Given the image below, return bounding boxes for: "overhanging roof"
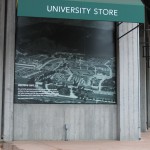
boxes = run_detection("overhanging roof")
[17,0,145,23]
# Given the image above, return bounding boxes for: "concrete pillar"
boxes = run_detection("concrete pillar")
[148,69,150,127]
[147,30,150,128]
[3,0,16,141]
[0,0,6,138]
[139,25,147,132]
[118,23,141,140]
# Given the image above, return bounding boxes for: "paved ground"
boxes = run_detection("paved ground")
[1,130,150,150]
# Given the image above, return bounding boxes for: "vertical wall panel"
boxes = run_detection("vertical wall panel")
[3,0,16,141]
[147,30,150,128]
[140,27,147,131]
[14,104,117,140]
[118,23,141,140]
[0,0,6,138]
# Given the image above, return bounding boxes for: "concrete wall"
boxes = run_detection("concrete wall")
[139,25,147,132]
[3,0,16,141]
[118,23,141,140]
[0,0,6,138]
[14,104,117,140]
[147,30,150,128]
[148,63,150,127]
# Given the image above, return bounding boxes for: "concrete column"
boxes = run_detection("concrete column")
[118,23,141,140]
[139,25,147,132]
[0,0,6,138]
[3,0,16,141]
[147,30,150,128]
[148,69,150,127]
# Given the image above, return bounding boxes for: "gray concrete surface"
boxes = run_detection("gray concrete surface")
[3,0,16,141]
[0,0,6,138]
[14,104,117,140]
[1,130,150,150]
[140,25,147,132]
[118,23,141,140]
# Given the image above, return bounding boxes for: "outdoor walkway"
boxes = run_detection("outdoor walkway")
[1,130,150,150]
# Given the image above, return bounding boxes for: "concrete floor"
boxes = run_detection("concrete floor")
[1,130,150,150]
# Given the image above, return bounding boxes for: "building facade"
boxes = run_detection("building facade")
[0,0,147,141]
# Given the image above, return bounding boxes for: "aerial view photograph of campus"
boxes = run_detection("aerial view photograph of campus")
[15,17,116,104]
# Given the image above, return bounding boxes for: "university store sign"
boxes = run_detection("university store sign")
[46,5,118,17]
[17,0,145,23]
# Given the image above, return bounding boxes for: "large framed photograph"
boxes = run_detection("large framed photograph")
[14,17,116,104]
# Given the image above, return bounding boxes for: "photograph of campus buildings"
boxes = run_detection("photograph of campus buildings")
[15,17,116,104]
